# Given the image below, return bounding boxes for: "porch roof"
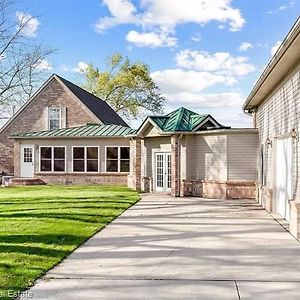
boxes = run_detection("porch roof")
[11,124,136,139]
[144,107,228,133]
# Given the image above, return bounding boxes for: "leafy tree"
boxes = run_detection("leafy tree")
[82,53,165,121]
[0,0,54,120]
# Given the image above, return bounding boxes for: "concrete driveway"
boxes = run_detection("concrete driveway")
[23,195,300,299]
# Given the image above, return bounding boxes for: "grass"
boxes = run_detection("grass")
[0,185,139,300]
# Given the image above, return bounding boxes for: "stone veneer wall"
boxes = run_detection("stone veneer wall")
[181,179,256,199]
[35,173,128,185]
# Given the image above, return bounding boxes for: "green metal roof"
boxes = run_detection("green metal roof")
[148,107,220,132]
[12,124,136,139]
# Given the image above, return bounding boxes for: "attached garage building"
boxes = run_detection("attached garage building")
[243,18,300,237]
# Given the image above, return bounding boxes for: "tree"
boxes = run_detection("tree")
[82,53,165,121]
[0,0,54,120]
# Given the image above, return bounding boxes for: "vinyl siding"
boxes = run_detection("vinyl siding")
[194,135,227,181]
[227,134,258,181]
[256,64,300,199]
[18,137,129,173]
[144,137,171,177]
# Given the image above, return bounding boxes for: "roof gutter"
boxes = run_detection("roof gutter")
[243,17,300,111]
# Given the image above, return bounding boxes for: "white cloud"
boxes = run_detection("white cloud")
[271,41,282,56]
[239,42,253,52]
[16,12,40,37]
[72,61,89,73]
[35,59,52,70]
[61,62,89,73]
[151,68,236,94]
[268,0,296,14]
[175,49,255,76]
[126,30,177,47]
[191,33,202,42]
[163,91,244,107]
[95,0,245,47]
[95,0,138,32]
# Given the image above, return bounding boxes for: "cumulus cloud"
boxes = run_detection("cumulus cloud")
[175,49,255,76]
[271,41,282,56]
[239,42,253,52]
[72,61,89,73]
[191,33,202,42]
[35,59,52,71]
[16,12,40,37]
[151,68,237,94]
[163,91,244,107]
[95,0,245,47]
[126,29,177,47]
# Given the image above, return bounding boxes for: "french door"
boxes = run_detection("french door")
[155,152,171,192]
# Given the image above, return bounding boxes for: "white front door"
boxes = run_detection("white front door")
[21,145,34,178]
[155,152,171,192]
[275,137,293,221]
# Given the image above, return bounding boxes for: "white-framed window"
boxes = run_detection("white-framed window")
[49,107,61,130]
[40,146,66,172]
[105,146,130,173]
[72,146,99,173]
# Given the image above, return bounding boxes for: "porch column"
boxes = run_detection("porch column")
[289,200,300,240]
[128,138,141,191]
[171,134,180,197]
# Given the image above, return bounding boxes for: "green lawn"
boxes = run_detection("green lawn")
[0,185,139,300]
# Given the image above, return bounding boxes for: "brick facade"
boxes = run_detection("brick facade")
[0,77,99,174]
[35,173,128,185]
[171,135,180,197]
[128,138,142,191]
[180,179,256,199]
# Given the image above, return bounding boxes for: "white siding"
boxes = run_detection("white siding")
[194,135,228,181]
[257,64,300,199]
[144,137,171,177]
[227,134,258,181]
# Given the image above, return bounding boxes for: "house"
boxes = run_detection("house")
[0,74,132,185]
[4,73,258,199]
[243,18,300,238]
[128,107,258,199]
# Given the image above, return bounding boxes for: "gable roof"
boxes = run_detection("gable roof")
[55,75,128,127]
[138,107,228,134]
[0,74,128,135]
[243,17,300,110]
[11,123,136,139]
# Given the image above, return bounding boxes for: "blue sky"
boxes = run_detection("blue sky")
[13,0,300,128]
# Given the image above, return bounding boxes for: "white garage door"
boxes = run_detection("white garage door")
[275,137,293,221]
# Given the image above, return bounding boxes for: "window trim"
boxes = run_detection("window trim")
[39,146,66,173]
[48,107,62,130]
[71,146,100,173]
[105,146,130,173]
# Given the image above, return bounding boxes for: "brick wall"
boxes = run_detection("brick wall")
[0,77,99,174]
[35,173,128,185]
[171,135,180,197]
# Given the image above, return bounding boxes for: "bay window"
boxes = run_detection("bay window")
[106,146,130,172]
[40,147,65,172]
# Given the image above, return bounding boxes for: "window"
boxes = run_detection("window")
[40,147,65,172]
[106,146,130,172]
[49,108,61,130]
[72,147,99,172]
[23,147,33,163]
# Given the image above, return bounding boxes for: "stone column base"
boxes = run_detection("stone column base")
[289,200,300,240]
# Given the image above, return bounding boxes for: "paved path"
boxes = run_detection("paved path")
[23,195,300,299]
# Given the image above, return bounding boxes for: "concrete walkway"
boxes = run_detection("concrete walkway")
[23,195,300,299]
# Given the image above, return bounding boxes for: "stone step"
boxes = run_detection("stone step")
[10,178,47,186]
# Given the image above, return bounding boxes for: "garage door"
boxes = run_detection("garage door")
[275,137,293,221]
